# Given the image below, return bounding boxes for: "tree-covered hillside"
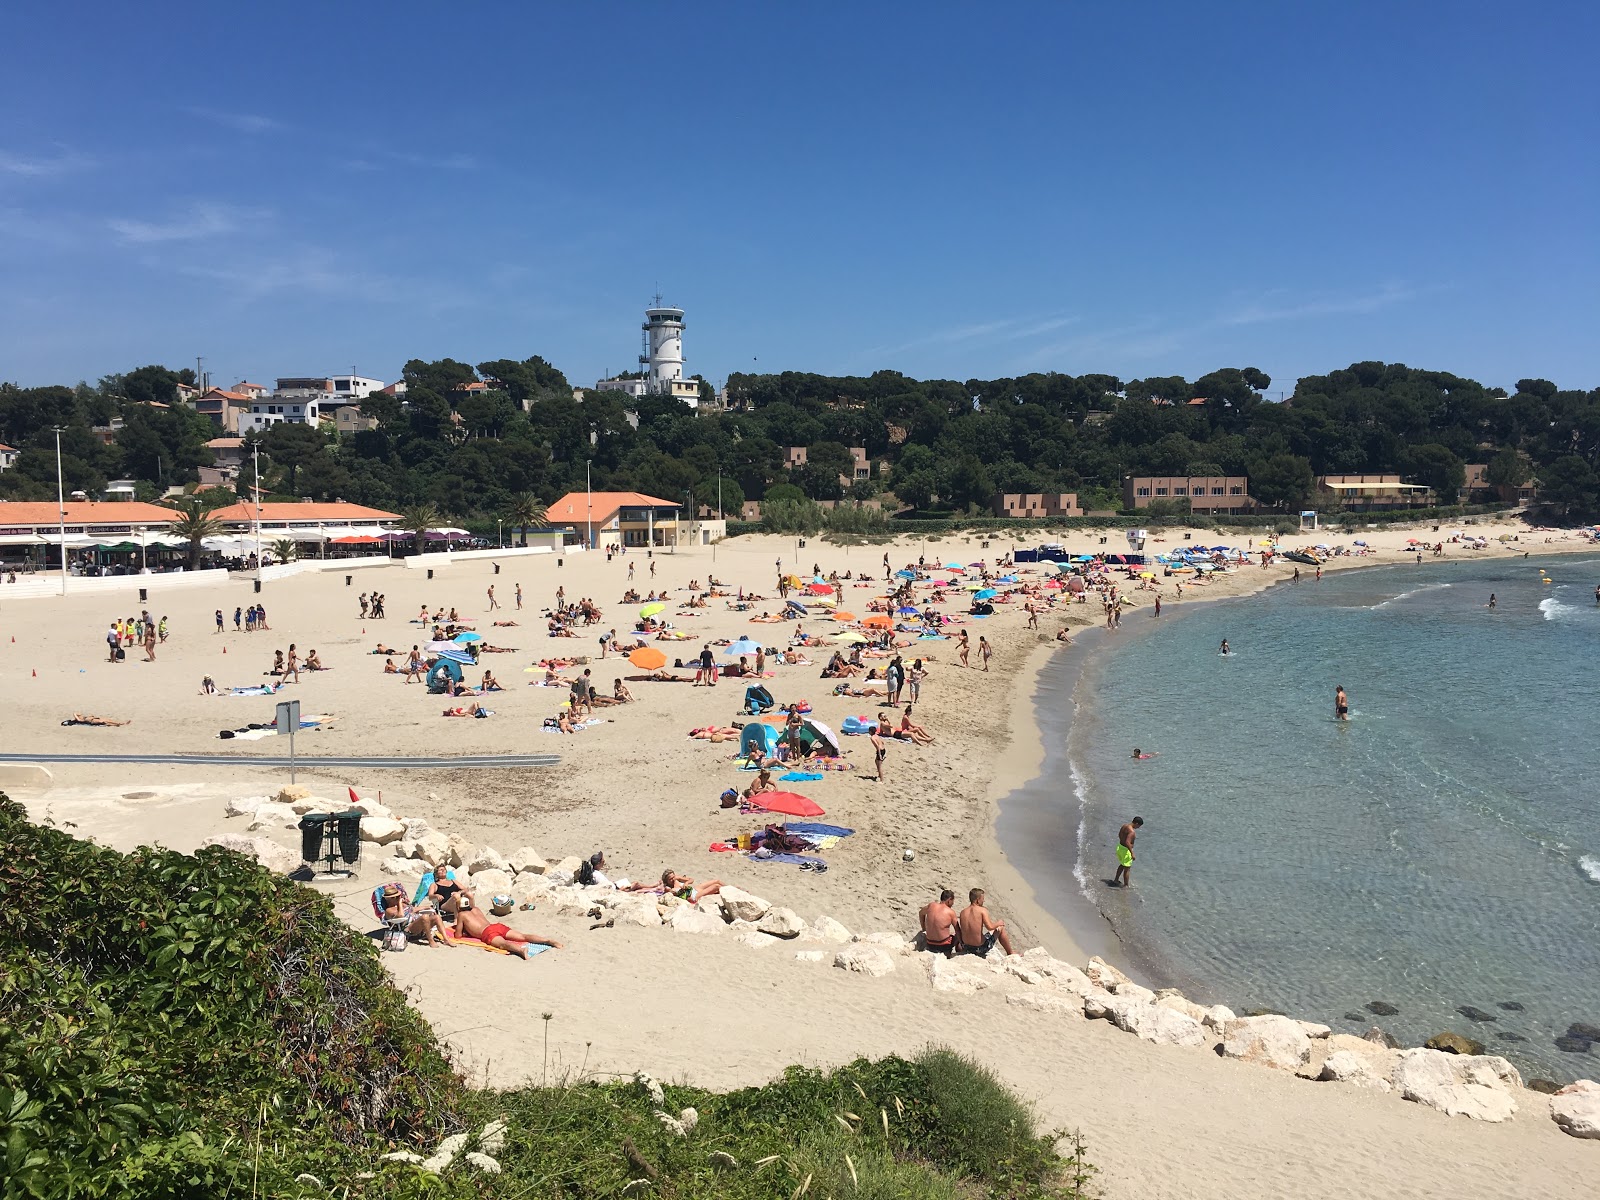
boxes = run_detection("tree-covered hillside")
[3,357,1596,518]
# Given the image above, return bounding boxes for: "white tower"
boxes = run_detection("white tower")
[641,295,686,391]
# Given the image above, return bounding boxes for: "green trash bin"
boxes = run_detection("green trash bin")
[299,813,330,863]
[334,809,364,863]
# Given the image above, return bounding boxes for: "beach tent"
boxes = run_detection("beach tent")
[804,582,834,595]
[742,684,775,715]
[800,717,841,756]
[426,658,464,692]
[739,722,777,758]
[628,647,667,670]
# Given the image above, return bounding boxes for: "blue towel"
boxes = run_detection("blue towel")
[779,771,823,782]
[750,852,826,866]
[785,821,855,838]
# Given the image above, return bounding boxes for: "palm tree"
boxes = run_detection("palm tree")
[270,538,298,564]
[505,492,547,547]
[400,503,442,556]
[169,500,224,569]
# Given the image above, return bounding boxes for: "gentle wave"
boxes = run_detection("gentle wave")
[1070,756,1092,899]
[1581,855,1600,884]
[1372,582,1453,610]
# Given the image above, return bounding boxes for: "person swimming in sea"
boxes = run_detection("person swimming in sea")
[1488,593,1497,609]
[1335,684,1349,721]
[1220,638,1231,656]
[1131,748,1157,760]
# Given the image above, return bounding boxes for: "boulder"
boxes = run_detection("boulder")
[380,856,424,878]
[402,831,451,867]
[1201,1005,1237,1033]
[811,915,853,943]
[666,905,725,935]
[694,894,727,918]
[1425,1031,1485,1056]
[349,797,393,819]
[1366,1000,1400,1017]
[1107,998,1209,1047]
[201,834,302,875]
[1004,960,1049,987]
[1081,987,1116,1020]
[224,795,269,817]
[510,872,556,905]
[467,846,510,874]
[401,816,433,839]
[445,834,476,869]
[1033,958,1097,999]
[1085,956,1132,991]
[929,955,995,995]
[359,816,406,845]
[1007,993,1082,1017]
[275,784,313,804]
[1320,1050,1397,1091]
[1115,981,1157,1005]
[859,931,908,949]
[735,929,778,949]
[795,950,828,963]
[1222,1015,1314,1072]
[546,855,585,885]
[1456,1005,1497,1023]
[1153,992,1211,1026]
[1364,1026,1402,1049]
[507,846,547,874]
[1526,1079,1561,1095]
[468,868,514,899]
[611,899,662,928]
[246,801,298,830]
[1296,1021,1333,1039]
[757,907,805,939]
[549,891,602,919]
[1550,1080,1600,1139]
[834,945,896,977]
[287,797,321,815]
[1390,1049,1521,1121]
[717,886,771,923]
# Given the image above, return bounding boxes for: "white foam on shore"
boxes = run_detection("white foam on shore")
[1069,756,1093,899]
[1580,854,1600,884]
[1372,582,1452,610]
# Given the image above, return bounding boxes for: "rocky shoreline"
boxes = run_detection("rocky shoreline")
[214,785,1600,1143]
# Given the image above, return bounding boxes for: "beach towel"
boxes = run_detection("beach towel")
[749,852,826,867]
[784,821,855,838]
[227,683,284,696]
[778,771,823,782]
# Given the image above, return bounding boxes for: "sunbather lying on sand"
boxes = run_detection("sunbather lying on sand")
[688,726,741,741]
[442,703,492,718]
[832,682,886,697]
[622,870,723,903]
[453,898,562,957]
[62,713,131,726]
[625,671,693,682]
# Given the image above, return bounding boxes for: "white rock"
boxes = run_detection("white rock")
[810,915,853,943]
[403,831,452,867]
[275,784,313,804]
[1032,958,1098,998]
[930,955,995,994]
[1319,1049,1398,1092]
[1222,1015,1315,1072]
[464,1152,501,1174]
[612,899,663,928]
[288,798,320,815]
[1006,992,1083,1017]
[350,797,393,819]
[794,950,827,963]
[380,856,424,878]
[1550,1080,1600,1139]
[735,929,779,949]
[756,907,805,938]
[224,795,268,817]
[401,816,433,839]
[1390,1049,1521,1121]
[549,891,602,919]
[1115,981,1157,1005]
[246,801,298,830]
[1296,1020,1333,1039]
[201,834,301,874]
[469,868,514,898]
[1081,987,1116,1020]
[666,905,725,935]
[1154,992,1211,1025]
[446,833,476,869]
[360,816,406,845]
[1202,1005,1237,1032]
[1005,960,1049,987]
[694,894,727,918]
[1107,998,1209,1047]
[717,886,771,923]
[478,1119,507,1153]
[507,846,546,874]
[510,872,555,905]
[546,855,584,884]
[834,945,896,977]
[1085,955,1132,991]
[859,931,908,949]
[467,846,510,874]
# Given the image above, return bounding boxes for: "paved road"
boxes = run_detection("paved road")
[0,752,560,769]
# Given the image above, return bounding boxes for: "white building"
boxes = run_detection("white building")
[238,396,322,433]
[273,375,386,403]
[593,298,701,409]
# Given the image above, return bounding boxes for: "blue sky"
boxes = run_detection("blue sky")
[2,2,1595,396]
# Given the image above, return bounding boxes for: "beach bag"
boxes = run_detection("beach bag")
[115,647,126,662]
[383,927,408,952]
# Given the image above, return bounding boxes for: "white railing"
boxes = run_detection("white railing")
[0,568,231,600]
[401,545,577,570]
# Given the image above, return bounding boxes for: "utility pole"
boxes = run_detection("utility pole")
[52,426,68,596]
[585,459,593,550]
[253,442,263,583]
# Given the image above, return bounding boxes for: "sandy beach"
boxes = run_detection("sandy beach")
[6,517,1597,1199]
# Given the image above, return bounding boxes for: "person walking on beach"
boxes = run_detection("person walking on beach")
[978,635,992,672]
[869,725,887,782]
[1112,817,1143,888]
[627,562,635,581]
[285,645,300,684]
[214,609,224,635]
[359,593,369,619]
[1335,684,1349,721]
[1153,594,1161,617]
[957,628,970,667]
[233,606,243,633]
[487,584,498,611]
[516,583,523,610]
[908,658,925,703]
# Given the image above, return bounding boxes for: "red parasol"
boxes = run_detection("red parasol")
[746,790,825,817]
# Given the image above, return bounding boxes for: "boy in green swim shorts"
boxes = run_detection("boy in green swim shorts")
[1113,817,1143,888]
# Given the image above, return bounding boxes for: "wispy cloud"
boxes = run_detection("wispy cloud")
[185,107,282,134]
[176,245,406,303]
[0,147,94,177]
[1218,284,1415,326]
[865,313,1080,360]
[109,202,271,244]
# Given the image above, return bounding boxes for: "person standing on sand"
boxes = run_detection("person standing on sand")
[1335,684,1349,721]
[1153,594,1161,617]
[978,635,992,672]
[285,645,300,684]
[957,629,970,667]
[233,606,242,633]
[516,583,523,610]
[919,889,958,956]
[487,584,498,611]
[106,623,121,662]
[143,622,157,662]
[869,725,886,782]
[1113,817,1143,888]
[215,609,224,635]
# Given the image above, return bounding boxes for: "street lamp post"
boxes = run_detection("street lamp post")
[585,460,592,551]
[497,519,503,548]
[252,442,263,583]
[52,426,68,595]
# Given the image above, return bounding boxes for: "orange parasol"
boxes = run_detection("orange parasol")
[862,614,892,628]
[831,610,857,622]
[628,647,667,670]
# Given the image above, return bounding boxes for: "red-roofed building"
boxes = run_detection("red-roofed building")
[206,501,401,533]
[545,490,681,549]
[194,388,252,432]
[0,501,178,540]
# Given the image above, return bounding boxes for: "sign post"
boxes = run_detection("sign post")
[275,699,301,783]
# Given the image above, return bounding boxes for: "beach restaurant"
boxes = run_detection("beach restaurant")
[0,501,185,572]
[202,501,402,557]
[545,491,682,550]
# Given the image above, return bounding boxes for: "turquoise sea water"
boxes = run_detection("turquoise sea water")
[1064,557,1600,1082]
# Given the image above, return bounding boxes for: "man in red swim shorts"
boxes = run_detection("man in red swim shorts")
[455,899,563,958]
